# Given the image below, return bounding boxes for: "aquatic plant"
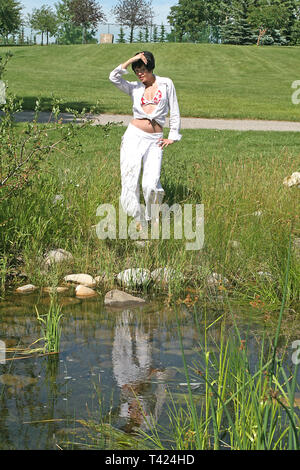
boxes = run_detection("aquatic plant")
[35,296,63,354]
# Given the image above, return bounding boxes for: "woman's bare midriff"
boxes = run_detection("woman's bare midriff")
[131,118,163,133]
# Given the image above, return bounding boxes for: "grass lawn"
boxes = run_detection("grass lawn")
[1,123,299,308]
[1,43,300,120]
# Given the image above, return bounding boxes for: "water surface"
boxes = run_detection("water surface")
[0,290,298,449]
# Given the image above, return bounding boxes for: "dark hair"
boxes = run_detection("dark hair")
[132,51,155,73]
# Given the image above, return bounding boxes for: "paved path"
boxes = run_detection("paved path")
[2,110,300,132]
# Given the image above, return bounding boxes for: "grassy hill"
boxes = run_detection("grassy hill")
[1,42,300,120]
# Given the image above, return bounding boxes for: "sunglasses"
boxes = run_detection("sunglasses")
[134,68,149,76]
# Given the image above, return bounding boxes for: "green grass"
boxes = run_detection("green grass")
[1,122,299,309]
[1,43,300,120]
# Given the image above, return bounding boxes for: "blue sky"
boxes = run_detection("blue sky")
[20,0,176,42]
[21,0,175,24]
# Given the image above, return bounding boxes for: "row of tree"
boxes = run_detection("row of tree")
[0,0,160,45]
[1,0,300,45]
[168,0,300,45]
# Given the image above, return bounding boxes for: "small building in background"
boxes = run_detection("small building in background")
[100,34,114,44]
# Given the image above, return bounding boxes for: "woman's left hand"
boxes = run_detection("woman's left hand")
[157,138,174,149]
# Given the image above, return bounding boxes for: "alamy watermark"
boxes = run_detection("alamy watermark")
[292,340,300,365]
[0,81,6,105]
[95,202,204,251]
[291,80,300,104]
[0,340,5,364]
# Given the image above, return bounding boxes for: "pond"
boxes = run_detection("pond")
[0,289,299,450]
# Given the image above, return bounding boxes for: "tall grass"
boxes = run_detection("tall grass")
[35,295,63,354]
[1,125,299,309]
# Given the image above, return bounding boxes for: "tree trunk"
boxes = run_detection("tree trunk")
[257,28,267,46]
[130,25,134,43]
[41,31,44,46]
[47,31,49,45]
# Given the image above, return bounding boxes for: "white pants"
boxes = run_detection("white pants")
[120,123,164,221]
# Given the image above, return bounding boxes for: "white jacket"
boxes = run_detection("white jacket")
[109,64,182,141]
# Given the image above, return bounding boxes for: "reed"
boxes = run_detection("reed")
[35,295,63,354]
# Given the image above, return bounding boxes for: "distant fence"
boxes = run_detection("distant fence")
[98,23,173,42]
[0,23,220,45]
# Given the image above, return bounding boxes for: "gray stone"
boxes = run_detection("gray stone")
[16,284,37,293]
[44,248,73,266]
[206,272,229,287]
[64,273,96,287]
[75,285,98,297]
[283,172,300,188]
[104,289,146,308]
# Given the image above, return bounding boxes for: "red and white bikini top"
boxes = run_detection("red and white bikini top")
[141,89,162,106]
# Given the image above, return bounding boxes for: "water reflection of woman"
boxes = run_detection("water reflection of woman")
[112,309,166,432]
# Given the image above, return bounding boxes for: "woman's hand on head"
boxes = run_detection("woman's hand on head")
[122,52,147,70]
[157,138,174,149]
[131,52,147,65]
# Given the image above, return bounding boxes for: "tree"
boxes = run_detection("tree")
[278,0,300,43]
[27,5,58,45]
[0,0,22,42]
[55,0,83,44]
[291,18,300,43]
[221,0,256,45]
[68,0,106,44]
[248,0,291,45]
[117,26,126,43]
[112,0,154,43]
[152,25,158,42]
[144,25,149,42]
[137,29,143,42]
[159,23,165,42]
[167,0,208,42]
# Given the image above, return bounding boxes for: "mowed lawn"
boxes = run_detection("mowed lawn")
[1,43,300,121]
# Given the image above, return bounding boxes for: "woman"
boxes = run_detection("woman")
[109,51,182,225]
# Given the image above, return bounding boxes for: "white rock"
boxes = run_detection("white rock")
[117,268,151,288]
[104,289,146,307]
[16,284,37,293]
[206,272,229,287]
[283,172,300,188]
[44,248,73,266]
[75,285,98,297]
[64,273,96,287]
[151,267,176,284]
